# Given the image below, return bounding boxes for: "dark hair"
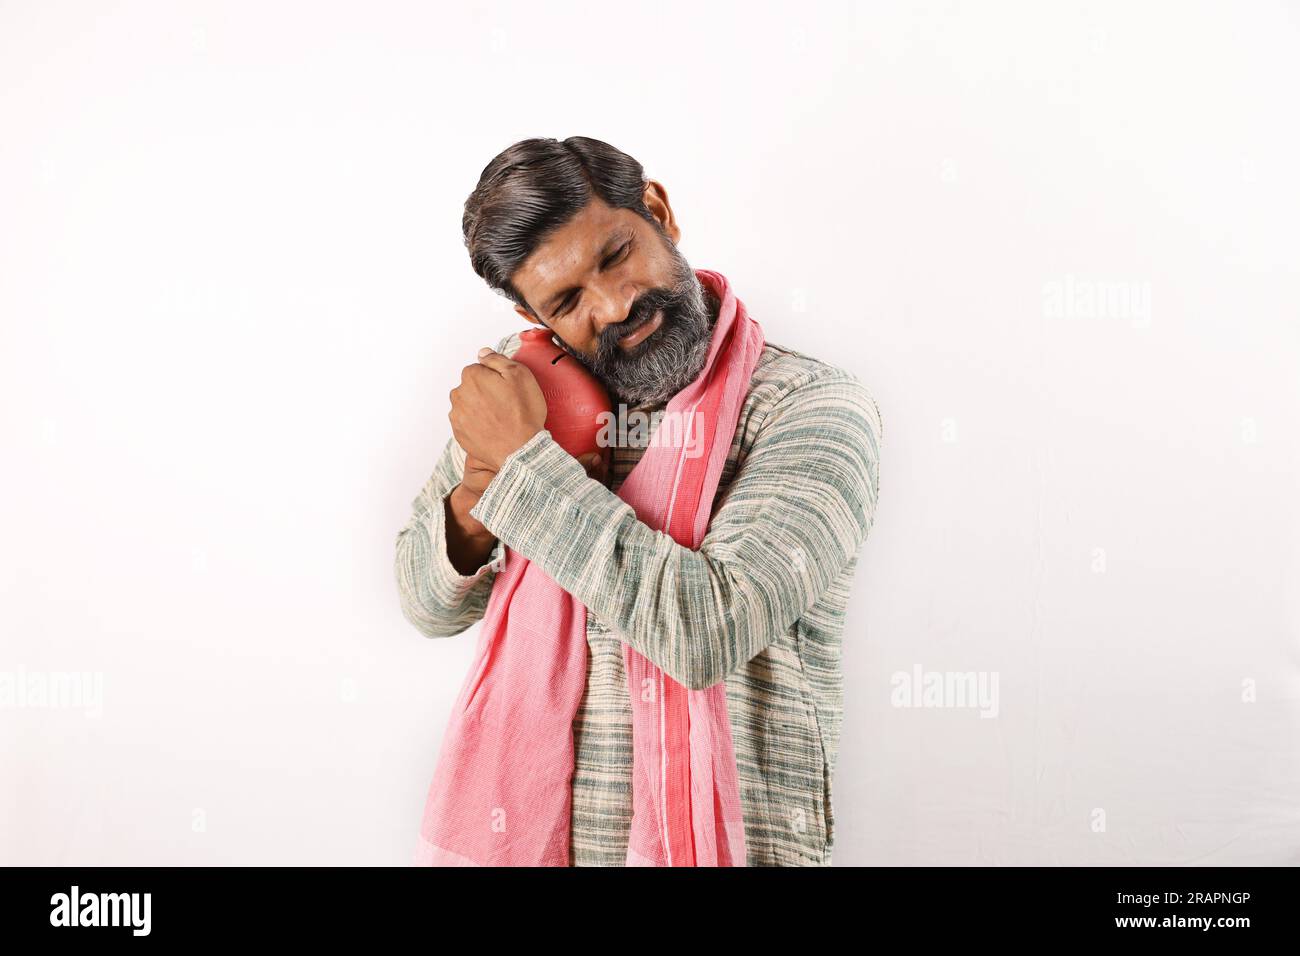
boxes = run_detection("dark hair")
[461,136,658,314]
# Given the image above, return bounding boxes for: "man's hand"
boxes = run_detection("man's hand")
[448,348,547,470]
[444,454,500,575]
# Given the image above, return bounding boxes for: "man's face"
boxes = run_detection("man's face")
[508,193,714,407]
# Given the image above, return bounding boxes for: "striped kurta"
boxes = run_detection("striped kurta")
[395,326,882,866]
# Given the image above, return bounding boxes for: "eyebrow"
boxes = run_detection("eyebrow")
[539,228,633,318]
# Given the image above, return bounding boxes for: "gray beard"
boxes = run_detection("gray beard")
[550,249,717,408]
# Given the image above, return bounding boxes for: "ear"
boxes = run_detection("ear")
[642,180,680,244]
[513,304,543,326]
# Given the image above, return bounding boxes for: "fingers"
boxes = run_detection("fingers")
[475,348,516,374]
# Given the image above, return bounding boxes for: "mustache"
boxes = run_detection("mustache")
[598,284,689,351]
[595,277,707,358]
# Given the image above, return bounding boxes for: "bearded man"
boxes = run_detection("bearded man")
[395,136,882,867]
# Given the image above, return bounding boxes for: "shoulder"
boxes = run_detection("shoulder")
[494,329,524,359]
[736,340,883,538]
[747,341,883,445]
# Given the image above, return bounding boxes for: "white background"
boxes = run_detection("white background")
[2,1,1297,865]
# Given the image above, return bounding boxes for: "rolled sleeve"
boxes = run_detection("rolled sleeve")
[468,429,596,535]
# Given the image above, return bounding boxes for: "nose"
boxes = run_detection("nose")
[585,279,638,338]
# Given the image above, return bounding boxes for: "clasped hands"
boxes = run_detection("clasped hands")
[449,347,607,514]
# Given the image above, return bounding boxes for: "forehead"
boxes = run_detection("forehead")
[512,199,640,302]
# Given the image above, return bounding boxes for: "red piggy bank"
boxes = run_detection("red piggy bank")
[511,327,612,463]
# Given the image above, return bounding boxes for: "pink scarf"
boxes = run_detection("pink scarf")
[415,269,764,866]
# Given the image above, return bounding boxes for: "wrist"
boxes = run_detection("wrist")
[488,426,543,471]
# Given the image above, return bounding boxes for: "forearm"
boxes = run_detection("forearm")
[444,484,498,575]
[470,433,803,689]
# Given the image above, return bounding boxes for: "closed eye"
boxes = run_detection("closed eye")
[554,291,578,318]
[601,239,632,269]
[554,236,634,320]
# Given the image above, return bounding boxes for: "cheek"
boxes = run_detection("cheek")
[628,250,664,288]
[556,324,599,359]
[577,313,612,354]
